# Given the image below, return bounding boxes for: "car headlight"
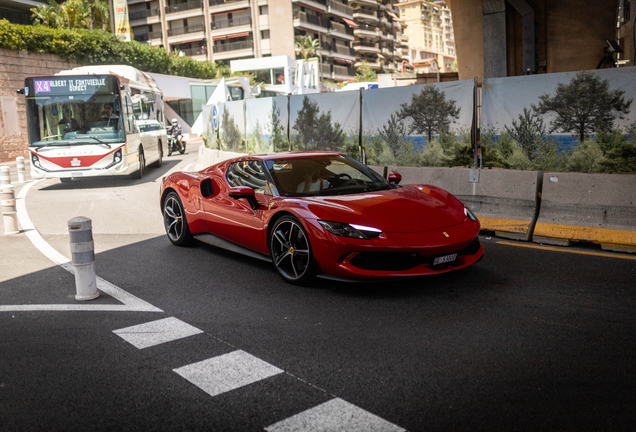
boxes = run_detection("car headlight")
[318,220,382,239]
[464,206,477,221]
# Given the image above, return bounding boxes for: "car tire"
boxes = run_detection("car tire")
[163,192,193,246]
[269,215,317,285]
[133,148,145,179]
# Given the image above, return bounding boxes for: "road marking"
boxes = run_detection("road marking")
[497,240,636,260]
[265,398,406,432]
[114,317,203,349]
[173,350,284,398]
[0,180,163,313]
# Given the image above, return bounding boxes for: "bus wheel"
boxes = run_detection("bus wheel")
[133,148,145,179]
[152,141,163,168]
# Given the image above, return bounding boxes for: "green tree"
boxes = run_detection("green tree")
[294,35,319,60]
[354,61,377,82]
[221,108,242,152]
[397,85,460,142]
[504,107,547,160]
[377,113,406,159]
[534,70,632,142]
[292,96,347,151]
[269,103,288,152]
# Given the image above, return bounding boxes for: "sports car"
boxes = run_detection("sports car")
[160,151,483,284]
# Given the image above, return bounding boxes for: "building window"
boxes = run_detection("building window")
[261,30,270,39]
[260,5,268,15]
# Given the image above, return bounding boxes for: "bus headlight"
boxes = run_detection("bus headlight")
[113,149,122,164]
[31,153,41,168]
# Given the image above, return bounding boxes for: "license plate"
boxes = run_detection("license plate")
[433,253,457,266]
[71,172,83,176]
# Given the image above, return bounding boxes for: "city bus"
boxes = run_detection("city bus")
[23,65,167,182]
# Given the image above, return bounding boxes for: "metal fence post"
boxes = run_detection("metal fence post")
[1,185,19,235]
[67,217,99,301]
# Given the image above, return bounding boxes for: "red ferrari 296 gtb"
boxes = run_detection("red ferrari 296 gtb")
[160,151,483,284]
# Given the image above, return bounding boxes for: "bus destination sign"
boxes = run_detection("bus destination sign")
[33,76,112,94]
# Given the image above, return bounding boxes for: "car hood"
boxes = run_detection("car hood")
[303,185,466,233]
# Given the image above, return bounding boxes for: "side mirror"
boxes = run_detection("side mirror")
[229,186,259,210]
[388,172,402,185]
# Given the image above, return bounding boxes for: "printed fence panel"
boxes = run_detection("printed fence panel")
[201,104,216,149]
[289,91,361,160]
[219,100,246,153]
[362,80,475,167]
[245,96,290,153]
[481,67,636,172]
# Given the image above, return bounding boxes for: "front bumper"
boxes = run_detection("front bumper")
[306,218,484,281]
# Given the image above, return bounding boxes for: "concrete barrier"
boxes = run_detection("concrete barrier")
[371,166,541,241]
[193,144,248,171]
[535,172,636,253]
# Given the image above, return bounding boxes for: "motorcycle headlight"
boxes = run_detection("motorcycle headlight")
[464,205,477,221]
[318,220,382,239]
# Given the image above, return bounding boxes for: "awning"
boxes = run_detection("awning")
[342,18,358,28]
[334,58,354,64]
[172,38,204,45]
[387,11,398,20]
[213,35,226,40]
[227,32,249,39]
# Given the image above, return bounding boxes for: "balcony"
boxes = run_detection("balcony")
[176,46,206,57]
[212,16,251,29]
[352,40,380,54]
[134,30,162,43]
[327,1,353,19]
[129,7,160,23]
[213,40,253,53]
[353,8,378,22]
[165,1,202,15]
[328,21,354,40]
[354,24,380,39]
[293,0,327,12]
[332,64,355,79]
[209,0,250,13]
[350,0,378,7]
[294,11,330,32]
[321,41,356,60]
[168,23,205,37]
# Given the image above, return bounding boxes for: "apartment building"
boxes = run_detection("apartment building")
[397,0,456,72]
[127,0,406,82]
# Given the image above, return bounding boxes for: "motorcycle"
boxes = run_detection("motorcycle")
[167,129,185,156]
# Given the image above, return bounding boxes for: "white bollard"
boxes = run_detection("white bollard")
[0,166,10,185]
[67,217,99,301]
[16,157,26,183]
[1,184,19,235]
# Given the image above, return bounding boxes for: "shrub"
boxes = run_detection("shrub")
[0,19,218,79]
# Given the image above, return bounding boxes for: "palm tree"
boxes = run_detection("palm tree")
[295,35,320,60]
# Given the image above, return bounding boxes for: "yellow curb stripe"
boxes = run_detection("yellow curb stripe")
[496,241,636,260]
[533,222,636,247]
[478,217,530,234]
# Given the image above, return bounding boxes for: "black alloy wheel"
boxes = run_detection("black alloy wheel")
[270,216,316,284]
[163,192,192,246]
[179,142,186,154]
[168,138,173,156]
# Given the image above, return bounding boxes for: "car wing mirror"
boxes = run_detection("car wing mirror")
[388,172,402,185]
[229,186,259,210]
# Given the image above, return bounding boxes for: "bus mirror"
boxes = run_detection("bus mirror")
[120,85,125,90]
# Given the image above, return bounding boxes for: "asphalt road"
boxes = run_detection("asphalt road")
[1,149,635,432]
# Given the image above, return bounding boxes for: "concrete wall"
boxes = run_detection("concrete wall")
[446,0,618,82]
[268,1,295,59]
[0,49,79,163]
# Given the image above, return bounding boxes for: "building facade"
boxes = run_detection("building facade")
[127,0,406,82]
[397,0,456,72]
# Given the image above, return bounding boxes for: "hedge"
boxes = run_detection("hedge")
[0,19,219,79]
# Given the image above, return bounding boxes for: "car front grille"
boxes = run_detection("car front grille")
[349,237,481,271]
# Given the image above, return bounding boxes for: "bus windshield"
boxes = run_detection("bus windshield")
[25,75,124,147]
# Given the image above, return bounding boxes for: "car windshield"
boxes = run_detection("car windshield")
[24,75,124,147]
[265,155,392,197]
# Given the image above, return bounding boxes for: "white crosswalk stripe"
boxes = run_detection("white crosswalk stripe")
[265,398,406,432]
[113,317,203,349]
[173,350,284,398]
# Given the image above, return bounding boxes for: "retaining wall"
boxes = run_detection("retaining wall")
[0,49,80,163]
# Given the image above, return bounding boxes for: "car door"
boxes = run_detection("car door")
[201,160,273,255]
